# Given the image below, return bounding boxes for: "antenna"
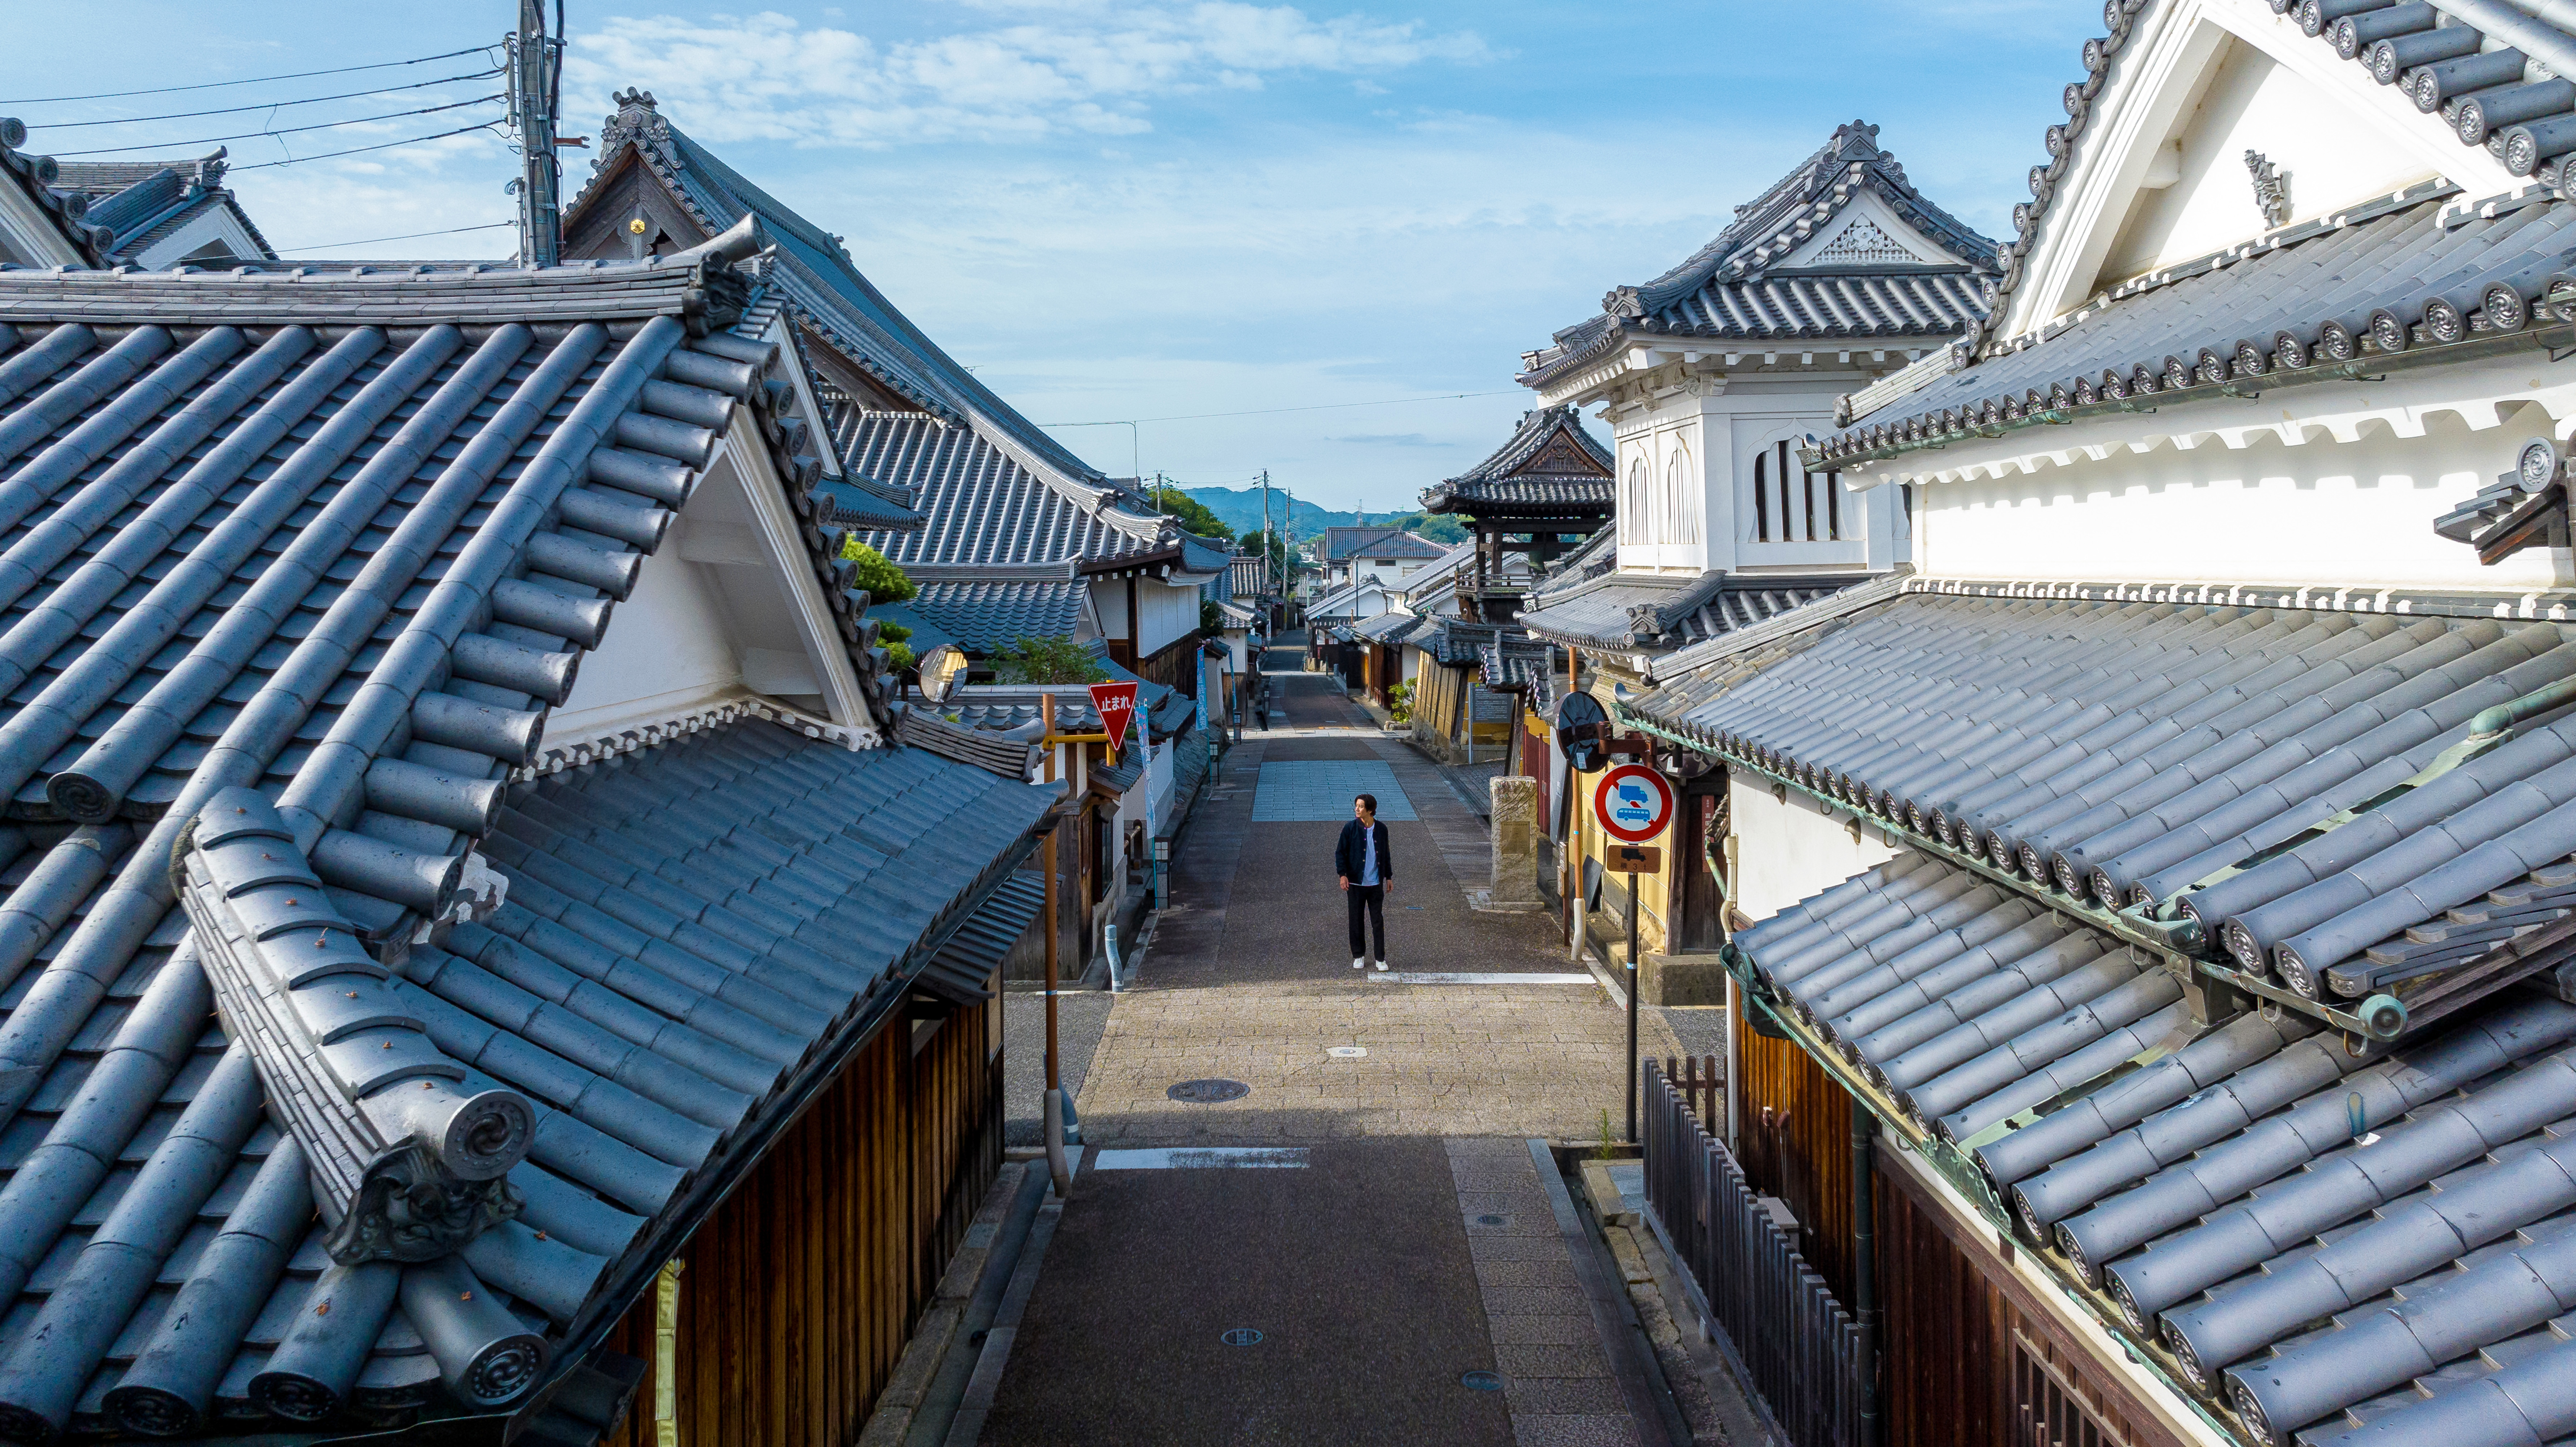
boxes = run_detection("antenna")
[507,0,563,266]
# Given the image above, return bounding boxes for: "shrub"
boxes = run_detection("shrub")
[1388,679,1415,725]
[991,635,1109,685]
[839,539,918,604]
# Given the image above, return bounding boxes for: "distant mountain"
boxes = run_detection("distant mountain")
[1179,486,1368,537]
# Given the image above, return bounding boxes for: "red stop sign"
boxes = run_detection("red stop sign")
[1088,682,1140,754]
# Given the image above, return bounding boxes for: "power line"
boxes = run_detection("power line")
[50,93,504,158]
[1041,389,1520,427]
[229,122,506,172]
[27,69,503,130]
[0,46,499,105]
[274,220,514,252]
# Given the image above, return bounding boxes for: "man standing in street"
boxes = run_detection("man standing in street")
[1336,793,1393,971]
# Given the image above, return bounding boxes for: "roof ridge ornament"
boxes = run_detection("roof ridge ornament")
[2246,150,2292,229]
[176,788,533,1267]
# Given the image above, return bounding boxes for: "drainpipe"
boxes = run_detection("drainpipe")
[1851,1095,1879,1447]
[1723,832,1741,1154]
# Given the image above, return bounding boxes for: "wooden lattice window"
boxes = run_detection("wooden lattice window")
[1752,439,1844,542]
[2012,1329,2132,1447]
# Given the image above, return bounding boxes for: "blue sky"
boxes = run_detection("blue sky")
[4,1,2095,511]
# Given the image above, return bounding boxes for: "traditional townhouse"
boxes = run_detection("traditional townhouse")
[1611,7,2576,1447]
[1318,525,1446,595]
[0,132,1064,1447]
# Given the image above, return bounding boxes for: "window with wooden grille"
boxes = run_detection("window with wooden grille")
[1750,438,1846,542]
[2011,1329,2132,1447]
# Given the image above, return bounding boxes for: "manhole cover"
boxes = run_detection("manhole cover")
[1169,1079,1251,1104]
[1326,1046,1368,1059]
[1461,1371,1503,1392]
[1475,1214,1507,1226]
[1223,1328,1264,1346]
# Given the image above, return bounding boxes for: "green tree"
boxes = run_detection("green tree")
[1240,529,1296,579]
[1147,487,1234,543]
[1383,511,1468,545]
[838,538,919,603]
[992,635,1110,685]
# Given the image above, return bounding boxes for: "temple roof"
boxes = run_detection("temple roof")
[1520,122,1999,391]
[1422,405,1615,516]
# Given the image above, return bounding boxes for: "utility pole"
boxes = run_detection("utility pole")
[1258,468,1273,591]
[508,0,564,267]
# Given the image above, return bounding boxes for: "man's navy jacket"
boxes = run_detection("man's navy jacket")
[1335,818,1394,884]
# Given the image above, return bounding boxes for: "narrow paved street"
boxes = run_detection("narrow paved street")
[975,647,1687,1447]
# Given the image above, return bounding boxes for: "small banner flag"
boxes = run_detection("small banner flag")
[1089,681,1140,755]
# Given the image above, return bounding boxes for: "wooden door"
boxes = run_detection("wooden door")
[1677,779,1728,951]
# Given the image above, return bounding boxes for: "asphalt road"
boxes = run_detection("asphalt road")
[978,1137,1515,1447]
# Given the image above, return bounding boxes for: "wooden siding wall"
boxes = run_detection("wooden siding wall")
[1874,1155,2184,1447]
[1730,1008,1857,1305]
[597,997,1003,1447]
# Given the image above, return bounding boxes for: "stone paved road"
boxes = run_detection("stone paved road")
[978,654,1682,1447]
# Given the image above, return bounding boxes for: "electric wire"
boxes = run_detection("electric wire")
[48,93,504,158]
[273,220,514,251]
[26,70,504,129]
[1042,389,1520,427]
[228,122,506,171]
[0,46,498,105]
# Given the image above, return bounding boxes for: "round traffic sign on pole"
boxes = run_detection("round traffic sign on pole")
[1593,763,1674,844]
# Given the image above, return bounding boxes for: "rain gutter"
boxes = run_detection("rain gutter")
[1803,317,2576,472]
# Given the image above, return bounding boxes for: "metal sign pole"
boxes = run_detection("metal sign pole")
[1627,868,1640,1144]
[1041,694,1068,1197]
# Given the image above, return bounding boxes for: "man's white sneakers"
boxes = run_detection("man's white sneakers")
[1352,957,1366,971]
[1375,960,1390,972]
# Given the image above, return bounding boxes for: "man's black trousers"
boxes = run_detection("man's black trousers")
[1346,884,1386,961]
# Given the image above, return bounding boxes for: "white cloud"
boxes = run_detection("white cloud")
[561,5,1492,147]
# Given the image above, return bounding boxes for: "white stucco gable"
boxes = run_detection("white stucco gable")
[542,406,876,751]
[1776,188,1971,270]
[2004,0,2512,341]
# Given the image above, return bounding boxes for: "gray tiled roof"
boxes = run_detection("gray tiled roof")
[1479,644,1556,705]
[572,93,1103,485]
[1734,852,2576,1446]
[1423,406,1615,515]
[1522,122,1997,390]
[1817,185,2576,467]
[834,411,1184,571]
[1515,569,1856,654]
[893,704,1043,781]
[904,578,1088,653]
[1648,588,2576,1019]
[1351,611,1425,645]
[920,871,1045,1003]
[52,150,277,264]
[0,257,1046,1439]
[1322,526,1445,561]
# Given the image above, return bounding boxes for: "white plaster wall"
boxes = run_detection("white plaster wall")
[1916,410,2564,591]
[1613,373,1895,575]
[545,546,742,744]
[1088,578,1127,642]
[1728,775,1901,925]
[2098,32,2431,281]
[1136,578,1200,658]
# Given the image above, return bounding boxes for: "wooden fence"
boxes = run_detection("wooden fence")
[1643,1058,1867,1447]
